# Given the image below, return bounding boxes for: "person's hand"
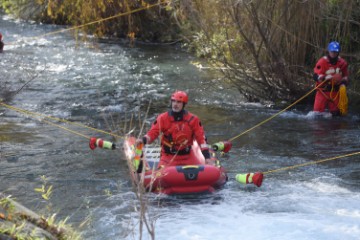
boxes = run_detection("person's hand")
[331,73,342,85]
[136,136,149,147]
[317,74,325,82]
[136,138,144,147]
[325,74,333,81]
[341,76,349,85]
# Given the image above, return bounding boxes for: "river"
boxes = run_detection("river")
[1,14,360,240]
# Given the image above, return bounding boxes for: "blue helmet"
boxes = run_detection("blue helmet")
[327,41,341,52]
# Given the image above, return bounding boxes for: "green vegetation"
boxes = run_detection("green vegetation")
[1,0,359,103]
[0,178,82,239]
[179,0,360,103]
[1,0,181,42]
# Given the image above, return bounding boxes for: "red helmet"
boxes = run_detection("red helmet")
[171,91,188,104]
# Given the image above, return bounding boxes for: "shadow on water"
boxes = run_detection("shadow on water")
[0,123,40,143]
[148,191,226,208]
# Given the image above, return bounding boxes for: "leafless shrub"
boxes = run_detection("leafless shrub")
[175,0,360,103]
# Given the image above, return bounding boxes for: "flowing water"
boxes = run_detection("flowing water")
[1,15,360,240]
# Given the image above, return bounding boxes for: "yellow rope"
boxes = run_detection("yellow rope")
[228,82,325,142]
[0,101,123,139]
[328,80,339,101]
[6,0,171,45]
[3,0,322,144]
[338,84,348,115]
[325,80,347,116]
[1,2,172,136]
[263,151,360,175]
[1,2,170,138]
[40,118,90,139]
[1,152,16,158]
[225,80,356,175]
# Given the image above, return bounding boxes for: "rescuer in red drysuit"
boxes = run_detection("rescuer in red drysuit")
[137,90,211,168]
[313,41,349,116]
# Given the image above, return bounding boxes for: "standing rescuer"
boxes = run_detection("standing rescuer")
[136,90,211,168]
[313,41,349,116]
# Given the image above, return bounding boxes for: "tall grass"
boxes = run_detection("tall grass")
[177,0,360,103]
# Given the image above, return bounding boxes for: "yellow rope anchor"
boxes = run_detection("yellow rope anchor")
[263,151,360,175]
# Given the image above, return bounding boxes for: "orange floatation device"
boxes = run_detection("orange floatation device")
[133,142,143,171]
[89,137,116,150]
[235,172,264,187]
[212,140,263,187]
[212,141,232,153]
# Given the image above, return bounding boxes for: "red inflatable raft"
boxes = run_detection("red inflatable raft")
[123,137,228,195]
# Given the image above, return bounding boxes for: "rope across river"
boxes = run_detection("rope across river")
[1,88,358,178]
[228,81,327,142]
[0,3,356,182]
[0,101,122,140]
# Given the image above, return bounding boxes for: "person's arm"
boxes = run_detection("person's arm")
[192,116,210,160]
[313,58,326,82]
[137,113,163,146]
